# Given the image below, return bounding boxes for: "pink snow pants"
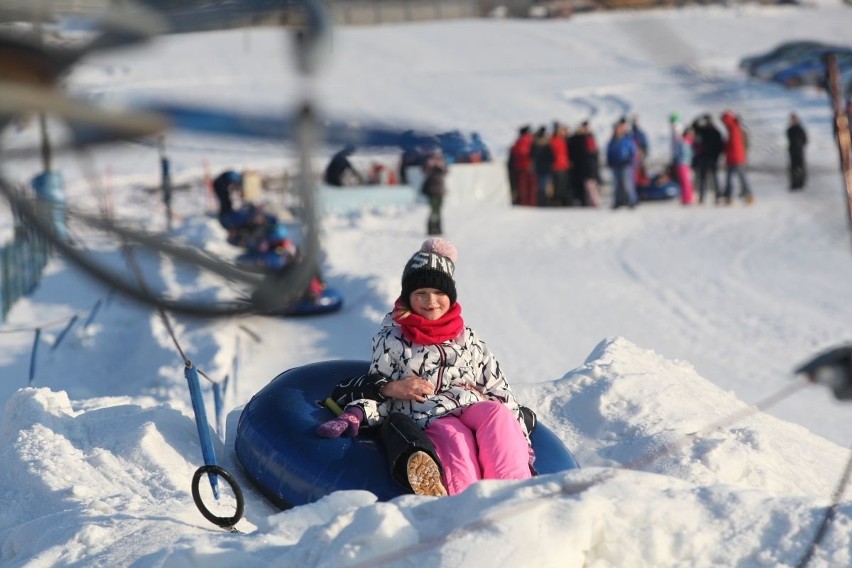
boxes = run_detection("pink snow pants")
[424,400,532,495]
[677,164,694,205]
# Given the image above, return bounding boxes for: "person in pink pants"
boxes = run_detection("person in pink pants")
[425,400,531,494]
[675,127,696,205]
[317,237,534,496]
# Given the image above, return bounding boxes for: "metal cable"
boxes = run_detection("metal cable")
[795,444,852,568]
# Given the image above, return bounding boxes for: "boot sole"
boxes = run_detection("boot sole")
[407,451,447,497]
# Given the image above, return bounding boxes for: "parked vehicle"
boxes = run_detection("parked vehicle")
[739,40,825,74]
[740,40,852,94]
[750,44,840,80]
[772,49,852,88]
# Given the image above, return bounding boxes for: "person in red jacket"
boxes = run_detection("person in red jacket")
[720,110,754,205]
[550,122,571,206]
[508,125,536,206]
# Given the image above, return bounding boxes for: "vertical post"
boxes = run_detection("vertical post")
[212,380,224,441]
[29,328,41,385]
[51,314,79,351]
[32,171,67,241]
[83,299,103,329]
[184,362,220,499]
[38,113,52,173]
[825,53,852,242]
[32,5,64,243]
[34,12,53,177]
[232,333,240,399]
[158,136,173,231]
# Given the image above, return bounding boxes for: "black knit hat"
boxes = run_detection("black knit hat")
[401,238,458,306]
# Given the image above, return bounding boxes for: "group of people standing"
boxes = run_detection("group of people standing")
[608,110,760,209]
[508,108,810,211]
[682,110,757,206]
[683,110,807,201]
[507,121,602,208]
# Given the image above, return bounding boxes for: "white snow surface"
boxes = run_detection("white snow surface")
[2,3,852,567]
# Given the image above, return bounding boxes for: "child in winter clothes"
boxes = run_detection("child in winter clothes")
[317,238,533,496]
[674,127,695,205]
[421,150,448,235]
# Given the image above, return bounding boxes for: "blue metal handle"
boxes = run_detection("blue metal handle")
[184,362,220,499]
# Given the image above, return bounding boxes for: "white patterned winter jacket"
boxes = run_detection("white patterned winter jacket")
[353,312,529,439]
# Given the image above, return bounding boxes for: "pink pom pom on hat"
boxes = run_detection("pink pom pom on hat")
[401,238,458,305]
[420,237,458,263]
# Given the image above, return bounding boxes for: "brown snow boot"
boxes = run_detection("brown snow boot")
[406,451,447,497]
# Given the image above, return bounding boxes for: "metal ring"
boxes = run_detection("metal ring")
[191,464,245,529]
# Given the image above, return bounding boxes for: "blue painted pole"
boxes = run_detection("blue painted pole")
[52,314,79,351]
[159,137,173,231]
[212,381,223,441]
[31,171,67,241]
[83,299,103,329]
[184,362,220,499]
[29,328,41,385]
[232,334,240,397]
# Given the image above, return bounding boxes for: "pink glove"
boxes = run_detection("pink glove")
[316,407,364,438]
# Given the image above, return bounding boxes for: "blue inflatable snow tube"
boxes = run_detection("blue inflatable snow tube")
[235,360,580,509]
[281,287,344,317]
[235,250,290,271]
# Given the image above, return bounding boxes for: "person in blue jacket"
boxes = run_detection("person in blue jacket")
[606,118,638,209]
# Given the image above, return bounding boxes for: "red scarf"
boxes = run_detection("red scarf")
[393,299,464,345]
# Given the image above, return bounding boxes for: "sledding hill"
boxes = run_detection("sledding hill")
[1,3,851,566]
